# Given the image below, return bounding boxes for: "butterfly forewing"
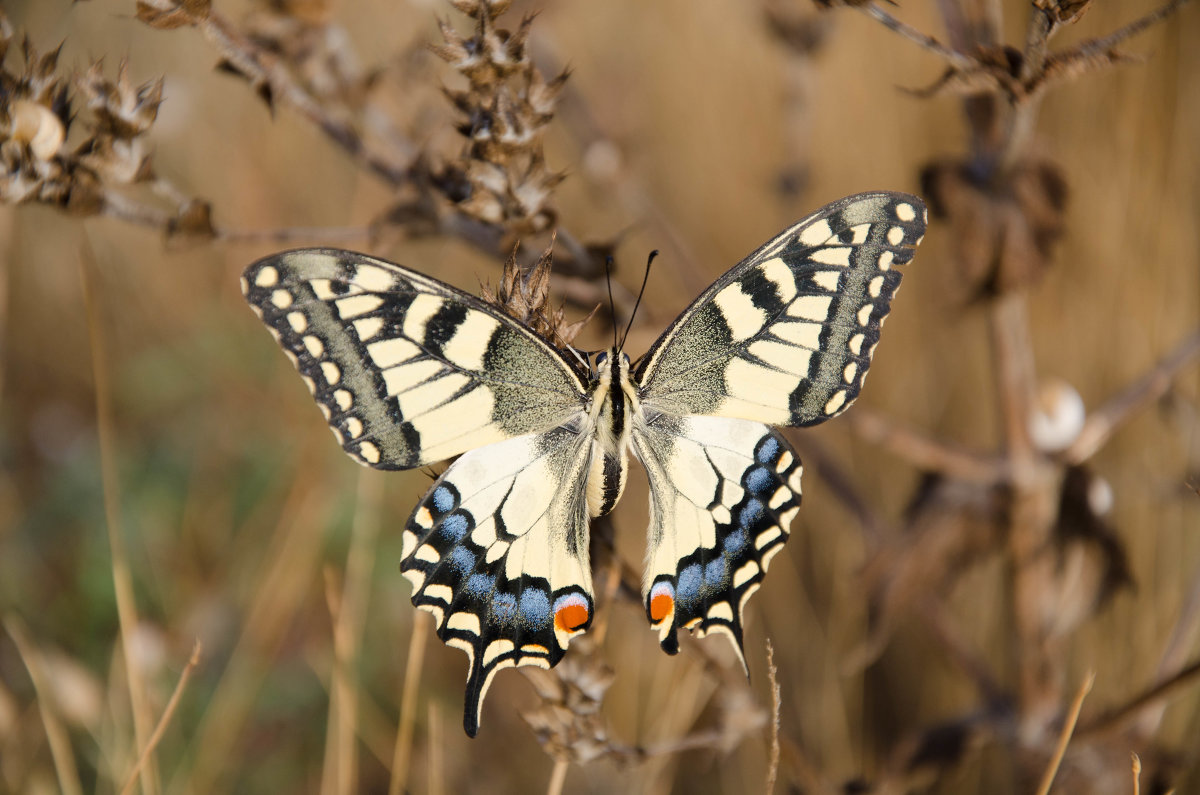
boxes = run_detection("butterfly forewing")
[399,425,596,736]
[635,192,927,427]
[241,249,588,469]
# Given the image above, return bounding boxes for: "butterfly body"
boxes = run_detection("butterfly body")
[241,192,927,736]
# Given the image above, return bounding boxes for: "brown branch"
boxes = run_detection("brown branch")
[846,408,1009,484]
[856,3,976,71]
[1065,330,1200,464]
[1034,671,1094,795]
[1062,0,1191,62]
[1077,658,1200,739]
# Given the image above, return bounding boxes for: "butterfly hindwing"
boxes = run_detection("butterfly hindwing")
[635,192,926,428]
[241,249,588,469]
[632,415,801,669]
[400,425,596,736]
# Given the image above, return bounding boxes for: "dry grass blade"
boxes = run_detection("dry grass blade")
[80,253,159,795]
[3,616,84,795]
[118,642,203,795]
[1035,671,1095,795]
[389,610,431,795]
[765,640,781,795]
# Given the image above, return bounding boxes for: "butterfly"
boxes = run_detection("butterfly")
[241,191,926,736]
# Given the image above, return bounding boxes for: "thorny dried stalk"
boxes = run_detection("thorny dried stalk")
[808,0,1200,791]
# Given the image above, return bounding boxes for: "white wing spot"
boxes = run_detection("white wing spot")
[310,279,338,300]
[824,390,847,415]
[887,226,904,246]
[748,339,810,375]
[773,321,821,350]
[318,402,331,420]
[401,530,419,556]
[271,289,294,309]
[813,271,841,292]
[810,247,852,267]
[786,470,803,496]
[775,450,794,473]
[447,611,481,635]
[442,312,501,370]
[321,361,341,385]
[303,335,324,358]
[798,219,833,246]
[769,487,790,510]
[846,223,871,244]
[484,639,515,666]
[336,294,384,319]
[329,426,343,445]
[895,202,916,222]
[358,440,381,464]
[787,295,833,322]
[345,416,363,437]
[755,526,782,550]
[369,337,420,369]
[334,389,354,410]
[402,294,444,341]
[713,283,767,342]
[255,266,279,287]
[412,508,433,530]
[424,583,453,604]
[878,250,895,271]
[706,602,734,622]
[868,275,885,298]
[354,316,384,341]
[240,276,250,295]
[353,264,398,292]
[843,362,858,383]
[760,257,798,303]
[849,333,865,355]
[857,304,874,326]
[287,312,307,333]
[734,561,760,588]
[713,505,732,524]
[301,375,317,394]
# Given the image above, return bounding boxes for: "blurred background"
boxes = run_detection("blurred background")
[1,0,1197,792]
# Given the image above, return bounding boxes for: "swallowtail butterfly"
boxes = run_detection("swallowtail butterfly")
[242,192,927,735]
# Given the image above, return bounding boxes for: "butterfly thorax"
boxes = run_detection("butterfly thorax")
[584,347,639,518]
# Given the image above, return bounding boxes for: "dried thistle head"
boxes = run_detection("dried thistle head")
[429,2,568,236]
[521,636,617,764]
[480,236,599,350]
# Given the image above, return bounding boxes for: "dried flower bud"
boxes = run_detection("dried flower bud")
[1029,378,1085,453]
[9,98,63,160]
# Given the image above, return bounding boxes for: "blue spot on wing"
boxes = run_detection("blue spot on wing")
[745,466,773,495]
[440,513,469,542]
[677,564,702,606]
[739,498,764,529]
[491,593,517,624]
[723,527,747,553]
[756,436,780,464]
[465,573,493,596]
[432,486,455,514]
[704,558,727,586]
[448,547,475,575]
[517,589,551,629]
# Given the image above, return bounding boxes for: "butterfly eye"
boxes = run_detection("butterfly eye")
[595,351,608,367]
[621,353,631,366]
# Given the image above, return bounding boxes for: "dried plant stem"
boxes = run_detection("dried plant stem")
[1132,752,1142,795]
[848,407,1008,484]
[1034,671,1094,795]
[856,3,975,71]
[765,641,781,795]
[427,703,444,795]
[196,8,408,186]
[389,610,431,795]
[1077,658,1200,740]
[322,470,383,795]
[81,255,160,795]
[1066,330,1200,464]
[546,760,569,795]
[1067,0,1190,61]
[119,642,203,795]
[3,616,84,795]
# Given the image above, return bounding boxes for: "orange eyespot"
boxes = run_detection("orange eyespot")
[649,592,674,622]
[554,603,589,633]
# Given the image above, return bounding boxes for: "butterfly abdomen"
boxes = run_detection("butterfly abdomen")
[584,348,639,518]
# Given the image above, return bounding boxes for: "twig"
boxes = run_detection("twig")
[1035,671,1095,795]
[1077,658,1200,739]
[856,3,976,71]
[81,251,160,795]
[1063,0,1191,62]
[765,640,782,795]
[847,408,1008,484]
[119,642,203,795]
[1132,752,1142,795]
[427,702,444,795]
[3,616,84,795]
[1065,330,1200,464]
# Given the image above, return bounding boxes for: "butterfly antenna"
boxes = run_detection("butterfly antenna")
[604,255,618,349]
[619,250,657,351]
